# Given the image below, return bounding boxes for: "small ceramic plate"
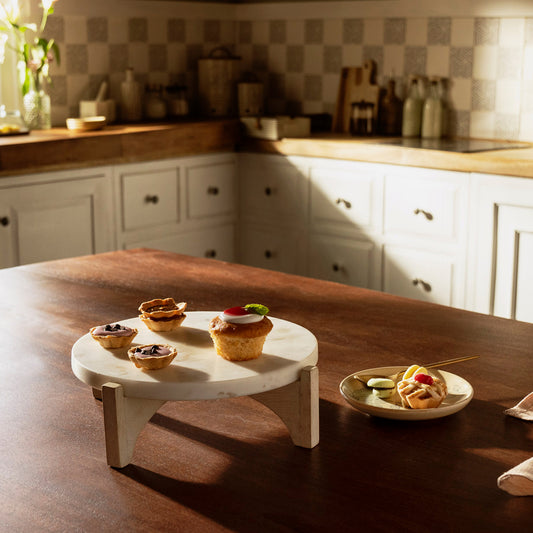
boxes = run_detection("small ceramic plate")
[339,366,473,420]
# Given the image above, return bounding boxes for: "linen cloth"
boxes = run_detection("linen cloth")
[497,392,533,496]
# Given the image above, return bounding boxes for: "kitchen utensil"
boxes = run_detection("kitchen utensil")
[354,354,480,386]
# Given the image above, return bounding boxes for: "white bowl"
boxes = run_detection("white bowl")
[66,116,106,132]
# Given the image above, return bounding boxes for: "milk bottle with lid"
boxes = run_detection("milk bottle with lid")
[401,75,423,137]
[421,77,443,139]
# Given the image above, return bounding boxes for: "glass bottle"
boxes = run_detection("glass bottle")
[401,75,423,138]
[421,76,443,139]
[379,79,403,136]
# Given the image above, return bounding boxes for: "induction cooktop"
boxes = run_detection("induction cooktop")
[374,137,530,153]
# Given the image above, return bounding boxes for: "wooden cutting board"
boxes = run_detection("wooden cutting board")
[332,60,380,133]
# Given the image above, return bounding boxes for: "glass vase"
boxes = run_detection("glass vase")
[23,77,51,130]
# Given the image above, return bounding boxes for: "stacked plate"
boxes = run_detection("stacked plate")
[66,116,106,132]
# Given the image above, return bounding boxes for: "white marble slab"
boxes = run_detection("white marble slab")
[71,312,318,401]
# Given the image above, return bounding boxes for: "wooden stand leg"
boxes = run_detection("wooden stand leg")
[102,382,165,468]
[251,365,319,448]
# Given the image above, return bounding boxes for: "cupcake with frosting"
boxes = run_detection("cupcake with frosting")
[90,323,138,349]
[208,304,273,361]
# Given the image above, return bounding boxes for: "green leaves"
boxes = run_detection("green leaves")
[244,304,269,316]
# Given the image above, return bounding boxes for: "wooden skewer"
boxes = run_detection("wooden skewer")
[355,355,480,385]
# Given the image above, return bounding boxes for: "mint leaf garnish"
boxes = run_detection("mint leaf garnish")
[244,303,269,315]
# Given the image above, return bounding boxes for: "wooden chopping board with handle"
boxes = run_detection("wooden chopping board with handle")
[332,60,380,133]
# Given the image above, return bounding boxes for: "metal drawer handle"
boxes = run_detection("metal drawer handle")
[332,263,341,272]
[0,216,9,227]
[412,278,432,292]
[205,249,217,258]
[414,208,433,221]
[336,198,352,209]
[264,249,273,259]
[207,186,219,196]
[144,194,159,204]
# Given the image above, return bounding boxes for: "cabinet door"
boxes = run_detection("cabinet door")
[308,234,380,289]
[310,162,382,235]
[186,159,236,220]
[120,166,179,231]
[383,246,456,306]
[493,205,533,322]
[384,170,465,243]
[239,225,302,274]
[125,224,235,263]
[240,155,307,222]
[0,175,113,267]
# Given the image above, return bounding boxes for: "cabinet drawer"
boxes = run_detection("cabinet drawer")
[121,167,179,231]
[383,246,455,306]
[125,224,235,262]
[240,158,306,221]
[239,225,301,274]
[186,160,236,220]
[310,165,381,233]
[308,234,379,289]
[384,174,463,241]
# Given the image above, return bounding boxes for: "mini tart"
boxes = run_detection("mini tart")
[397,375,448,409]
[128,343,177,370]
[90,324,138,349]
[138,298,187,332]
[208,315,273,361]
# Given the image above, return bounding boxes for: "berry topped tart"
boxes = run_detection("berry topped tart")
[138,298,187,332]
[128,343,177,370]
[208,304,273,361]
[397,364,448,409]
[90,323,138,349]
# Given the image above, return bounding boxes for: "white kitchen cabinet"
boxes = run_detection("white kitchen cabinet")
[238,153,308,274]
[382,167,468,309]
[308,234,380,288]
[239,224,305,274]
[125,224,235,262]
[307,158,383,289]
[114,153,237,261]
[383,245,456,305]
[0,167,114,268]
[469,173,533,322]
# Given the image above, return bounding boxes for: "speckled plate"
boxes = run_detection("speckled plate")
[340,366,474,420]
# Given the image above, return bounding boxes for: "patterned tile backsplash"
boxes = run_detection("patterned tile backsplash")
[43,14,533,141]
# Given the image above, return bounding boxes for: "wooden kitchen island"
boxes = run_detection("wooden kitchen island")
[1,249,531,532]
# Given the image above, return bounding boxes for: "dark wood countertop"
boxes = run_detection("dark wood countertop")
[0,119,240,177]
[2,249,531,531]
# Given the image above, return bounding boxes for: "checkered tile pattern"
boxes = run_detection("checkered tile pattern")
[43,13,533,141]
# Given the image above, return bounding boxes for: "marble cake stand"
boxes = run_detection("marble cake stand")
[71,312,319,468]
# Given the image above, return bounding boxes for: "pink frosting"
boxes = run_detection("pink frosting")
[133,345,172,358]
[92,323,134,337]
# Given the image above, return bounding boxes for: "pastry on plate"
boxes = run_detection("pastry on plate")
[128,343,177,370]
[208,304,273,361]
[397,371,448,409]
[90,323,138,349]
[138,297,187,331]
